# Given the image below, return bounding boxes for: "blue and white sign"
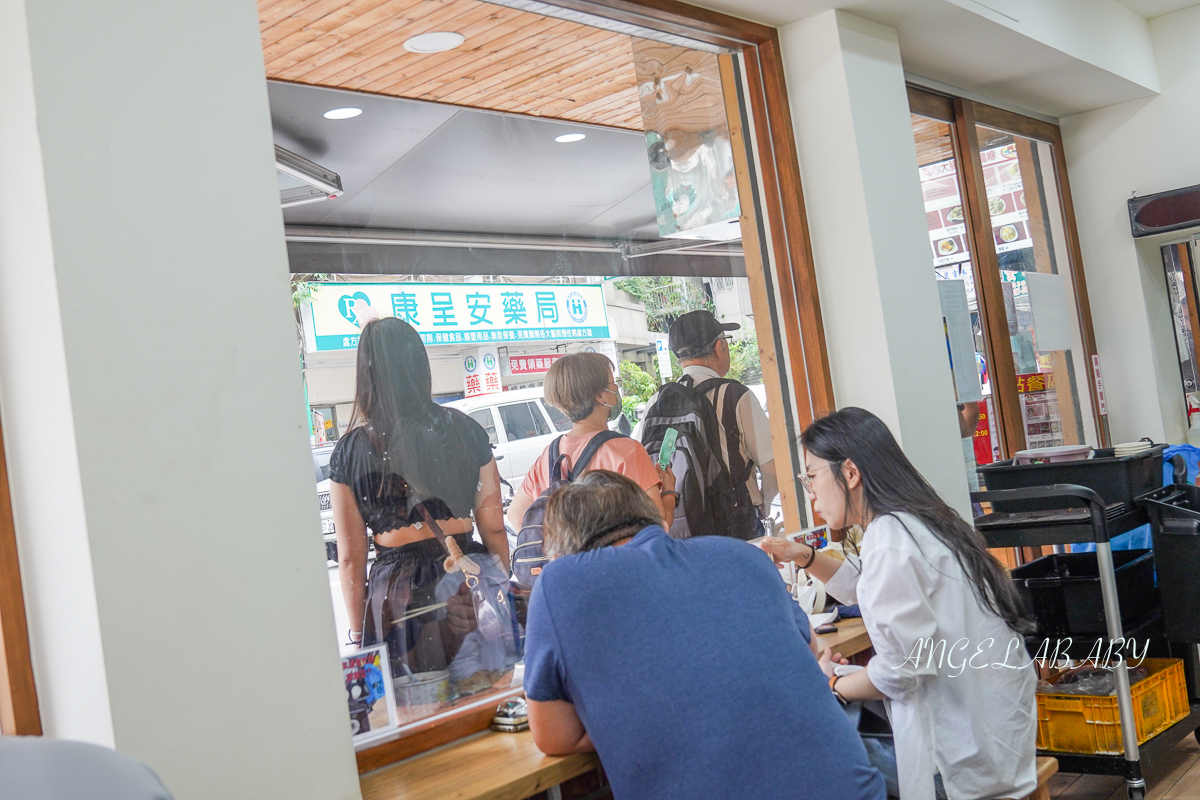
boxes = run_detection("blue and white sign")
[654,335,672,381]
[304,282,611,352]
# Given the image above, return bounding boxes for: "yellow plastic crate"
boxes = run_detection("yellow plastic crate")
[1037,658,1189,755]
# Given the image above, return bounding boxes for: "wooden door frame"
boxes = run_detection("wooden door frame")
[356,0,833,773]
[0,417,41,735]
[908,86,1111,457]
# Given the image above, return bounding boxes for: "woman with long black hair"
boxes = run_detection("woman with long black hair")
[762,407,1036,800]
[329,318,513,688]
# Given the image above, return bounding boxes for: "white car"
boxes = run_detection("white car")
[446,388,573,500]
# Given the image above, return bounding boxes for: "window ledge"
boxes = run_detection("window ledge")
[360,729,599,800]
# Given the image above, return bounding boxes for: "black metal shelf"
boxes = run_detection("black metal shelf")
[977,508,1149,549]
[971,484,1177,800]
[1040,703,1200,776]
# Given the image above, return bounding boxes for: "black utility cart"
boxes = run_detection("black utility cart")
[973,482,1200,800]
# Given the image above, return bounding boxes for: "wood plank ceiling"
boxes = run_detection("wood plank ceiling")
[258,0,645,130]
[911,114,956,168]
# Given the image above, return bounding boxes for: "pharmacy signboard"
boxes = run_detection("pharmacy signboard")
[304,282,610,352]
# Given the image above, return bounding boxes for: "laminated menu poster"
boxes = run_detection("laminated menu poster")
[343,645,398,744]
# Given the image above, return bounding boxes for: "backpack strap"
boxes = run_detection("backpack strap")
[693,378,754,486]
[570,430,626,480]
[716,382,754,487]
[547,435,568,483]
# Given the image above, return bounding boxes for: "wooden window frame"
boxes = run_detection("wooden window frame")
[0,417,41,736]
[908,86,1111,460]
[355,0,833,773]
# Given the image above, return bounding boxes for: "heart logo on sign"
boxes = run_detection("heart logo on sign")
[338,292,372,327]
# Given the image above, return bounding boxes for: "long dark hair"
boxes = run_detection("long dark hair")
[349,317,437,434]
[803,407,1033,635]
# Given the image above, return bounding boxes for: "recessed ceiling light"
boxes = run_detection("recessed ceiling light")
[555,133,586,143]
[323,107,362,120]
[403,32,465,53]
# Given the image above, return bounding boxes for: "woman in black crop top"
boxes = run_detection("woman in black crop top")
[329,318,511,685]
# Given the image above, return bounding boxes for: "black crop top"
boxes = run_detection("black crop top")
[328,408,493,535]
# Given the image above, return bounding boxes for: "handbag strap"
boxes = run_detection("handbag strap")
[417,504,481,580]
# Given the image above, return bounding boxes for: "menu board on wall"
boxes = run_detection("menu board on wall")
[919,142,1034,270]
[919,160,971,268]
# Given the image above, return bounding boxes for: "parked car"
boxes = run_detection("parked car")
[447,388,573,500]
[313,443,337,563]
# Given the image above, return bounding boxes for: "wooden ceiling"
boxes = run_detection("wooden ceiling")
[911,114,955,168]
[258,0,644,130]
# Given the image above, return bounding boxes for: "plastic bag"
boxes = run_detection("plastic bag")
[1037,663,1149,696]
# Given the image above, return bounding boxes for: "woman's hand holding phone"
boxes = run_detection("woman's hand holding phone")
[657,463,676,495]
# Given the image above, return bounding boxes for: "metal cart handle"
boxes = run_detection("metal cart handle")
[971,483,1110,543]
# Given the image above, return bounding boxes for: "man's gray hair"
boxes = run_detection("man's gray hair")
[676,335,722,361]
[543,470,662,558]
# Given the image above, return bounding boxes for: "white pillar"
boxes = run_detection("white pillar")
[780,10,972,514]
[0,0,361,797]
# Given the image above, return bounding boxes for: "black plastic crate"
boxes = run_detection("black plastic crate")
[1139,485,1200,642]
[979,444,1165,513]
[1011,550,1156,637]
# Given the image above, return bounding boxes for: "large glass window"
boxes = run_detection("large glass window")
[909,89,1105,502]
[273,0,815,764]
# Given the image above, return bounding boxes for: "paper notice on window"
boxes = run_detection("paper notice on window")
[1024,272,1073,352]
[937,279,984,404]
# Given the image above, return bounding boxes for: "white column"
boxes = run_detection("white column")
[780,10,972,513]
[0,0,361,797]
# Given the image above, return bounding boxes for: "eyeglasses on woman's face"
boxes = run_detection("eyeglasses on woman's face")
[798,461,835,492]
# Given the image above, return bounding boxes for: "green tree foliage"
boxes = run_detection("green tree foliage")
[726,326,763,386]
[613,276,715,333]
[292,273,330,308]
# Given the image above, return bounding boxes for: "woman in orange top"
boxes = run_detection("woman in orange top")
[506,353,676,531]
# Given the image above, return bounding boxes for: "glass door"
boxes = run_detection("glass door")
[911,112,999,490]
[973,125,1100,451]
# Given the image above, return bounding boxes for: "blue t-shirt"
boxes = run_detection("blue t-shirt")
[524,526,886,800]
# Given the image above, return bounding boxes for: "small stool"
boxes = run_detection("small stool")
[1021,757,1059,800]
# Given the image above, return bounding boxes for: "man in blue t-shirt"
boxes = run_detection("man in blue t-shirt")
[524,470,886,800]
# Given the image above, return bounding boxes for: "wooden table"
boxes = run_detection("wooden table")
[362,619,874,800]
[814,616,872,658]
[360,730,598,800]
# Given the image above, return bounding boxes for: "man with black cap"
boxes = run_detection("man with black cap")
[634,310,777,538]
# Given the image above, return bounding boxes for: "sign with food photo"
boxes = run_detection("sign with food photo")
[920,159,972,267]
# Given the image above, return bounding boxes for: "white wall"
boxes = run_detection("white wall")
[0,0,361,797]
[1060,4,1200,445]
[943,0,1158,92]
[780,10,971,513]
[0,0,113,747]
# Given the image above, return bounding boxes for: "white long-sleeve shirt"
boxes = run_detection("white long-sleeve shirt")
[826,512,1037,800]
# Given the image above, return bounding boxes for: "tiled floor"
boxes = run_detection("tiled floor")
[1050,736,1200,800]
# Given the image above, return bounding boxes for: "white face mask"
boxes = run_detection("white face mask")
[598,387,623,422]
